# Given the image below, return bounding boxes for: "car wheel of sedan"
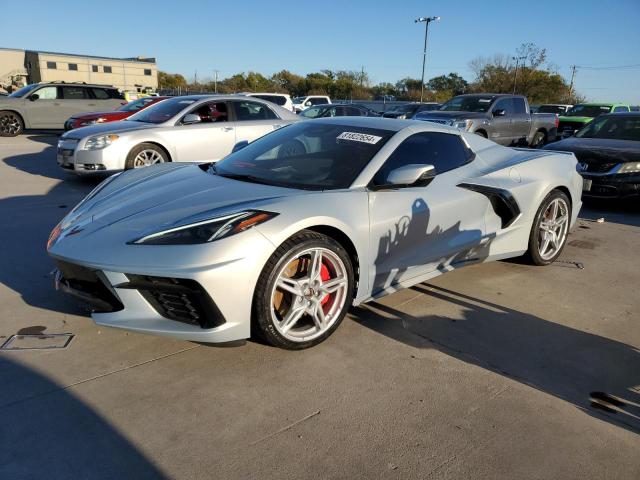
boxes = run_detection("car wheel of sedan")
[253,230,354,350]
[125,143,168,169]
[525,189,571,265]
[0,111,24,137]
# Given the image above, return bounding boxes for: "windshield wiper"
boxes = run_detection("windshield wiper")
[217,172,276,186]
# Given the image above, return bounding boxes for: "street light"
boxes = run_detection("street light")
[415,15,440,102]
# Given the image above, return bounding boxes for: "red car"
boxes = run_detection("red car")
[64,96,170,130]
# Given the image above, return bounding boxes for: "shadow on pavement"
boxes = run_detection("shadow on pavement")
[0,355,166,479]
[580,198,640,228]
[351,283,640,435]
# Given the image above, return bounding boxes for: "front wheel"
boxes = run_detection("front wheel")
[253,230,354,350]
[125,143,168,169]
[0,111,24,137]
[525,190,571,265]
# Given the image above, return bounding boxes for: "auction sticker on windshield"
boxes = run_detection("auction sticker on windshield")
[337,132,382,144]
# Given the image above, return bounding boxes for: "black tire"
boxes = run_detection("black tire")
[530,130,546,148]
[252,230,354,350]
[524,189,571,266]
[475,130,488,138]
[125,143,169,169]
[0,111,24,137]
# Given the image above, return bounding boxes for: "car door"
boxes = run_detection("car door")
[367,132,491,295]
[169,100,237,162]
[23,86,61,128]
[231,100,285,144]
[510,97,531,142]
[58,86,95,125]
[489,98,515,145]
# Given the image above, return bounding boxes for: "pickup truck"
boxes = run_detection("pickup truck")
[414,93,558,147]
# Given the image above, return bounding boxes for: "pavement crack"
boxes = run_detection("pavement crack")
[250,409,321,445]
[0,344,201,410]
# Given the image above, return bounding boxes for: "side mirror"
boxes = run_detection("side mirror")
[383,164,436,188]
[182,113,201,125]
[493,109,506,117]
[305,101,311,106]
[28,94,39,101]
[231,140,249,153]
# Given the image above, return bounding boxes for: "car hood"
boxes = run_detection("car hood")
[543,137,640,163]
[416,111,488,120]
[49,163,308,248]
[62,120,158,139]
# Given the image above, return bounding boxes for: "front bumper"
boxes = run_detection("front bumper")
[582,173,640,198]
[57,137,127,174]
[49,228,275,343]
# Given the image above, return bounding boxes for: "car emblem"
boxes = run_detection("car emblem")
[577,162,588,172]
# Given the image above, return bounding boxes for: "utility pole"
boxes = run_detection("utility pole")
[415,16,441,102]
[568,65,577,98]
[213,69,219,93]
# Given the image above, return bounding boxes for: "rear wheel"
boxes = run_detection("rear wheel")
[125,143,168,169]
[525,190,571,265]
[530,130,546,148]
[0,111,24,137]
[475,130,487,138]
[253,230,354,350]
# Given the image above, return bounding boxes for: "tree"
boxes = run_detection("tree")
[271,70,306,97]
[158,71,187,89]
[427,73,469,96]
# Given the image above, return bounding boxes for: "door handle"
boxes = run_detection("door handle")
[223,126,234,131]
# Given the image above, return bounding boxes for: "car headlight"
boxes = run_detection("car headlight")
[84,134,119,150]
[131,210,278,245]
[451,119,473,131]
[397,114,407,119]
[80,118,106,127]
[618,162,640,174]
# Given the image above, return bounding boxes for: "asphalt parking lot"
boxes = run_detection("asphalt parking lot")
[1,134,639,479]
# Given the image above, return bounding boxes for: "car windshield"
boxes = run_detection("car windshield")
[388,105,417,113]
[8,84,40,98]
[299,106,326,118]
[575,115,640,141]
[566,105,612,118]
[127,97,196,123]
[293,97,305,103]
[212,122,394,190]
[119,97,159,112]
[538,105,567,114]
[439,96,494,112]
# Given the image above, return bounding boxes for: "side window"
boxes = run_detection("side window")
[373,132,474,185]
[613,106,629,112]
[61,87,88,99]
[512,98,527,114]
[345,106,365,116]
[46,61,57,69]
[103,66,112,73]
[68,63,78,71]
[107,89,125,100]
[188,102,228,123]
[492,98,513,115]
[144,69,152,76]
[310,97,328,105]
[92,65,99,73]
[91,88,110,100]
[33,86,58,100]
[233,101,277,121]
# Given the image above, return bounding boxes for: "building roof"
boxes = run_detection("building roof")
[7,48,156,63]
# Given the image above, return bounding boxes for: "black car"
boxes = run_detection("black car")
[543,113,640,198]
[382,102,440,119]
[298,104,379,119]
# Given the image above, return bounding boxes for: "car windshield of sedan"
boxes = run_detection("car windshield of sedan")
[439,96,494,112]
[8,84,39,98]
[575,116,640,141]
[119,97,159,112]
[212,122,394,190]
[127,97,196,123]
[566,105,611,117]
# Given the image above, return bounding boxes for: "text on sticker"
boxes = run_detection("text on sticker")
[337,132,382,144]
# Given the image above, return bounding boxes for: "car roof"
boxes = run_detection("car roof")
[453,93,517,98]
[603,112,640,116]
[310,116,457,133]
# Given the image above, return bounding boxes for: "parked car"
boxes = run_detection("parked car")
[48,117,582,349]
[382,102,440,119]
[64,96,170,130]
[292,95,331,113]
[241,93,294,112]
[544,112,640,198]
[0,82,126,136]
[537,104,573,115]
[299,103,379,118]
[558,103,631,138]
[415,94,558,147]
[56,95,299,174]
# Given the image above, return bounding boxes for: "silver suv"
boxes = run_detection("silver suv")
[0,82,125,136]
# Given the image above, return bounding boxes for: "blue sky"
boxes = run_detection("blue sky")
[1,0,639,103]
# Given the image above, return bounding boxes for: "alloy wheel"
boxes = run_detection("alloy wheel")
[538,198,569,261]
[133,149,165,168]
[0,113,22,135]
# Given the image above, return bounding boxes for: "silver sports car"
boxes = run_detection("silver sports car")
[48,118,583,349]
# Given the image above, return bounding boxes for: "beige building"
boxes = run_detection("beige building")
[0,48,157,92]
[0,47,28,89]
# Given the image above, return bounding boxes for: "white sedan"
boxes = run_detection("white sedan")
[56,95,300,174]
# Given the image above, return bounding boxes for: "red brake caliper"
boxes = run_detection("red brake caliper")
[320,263,331,306]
